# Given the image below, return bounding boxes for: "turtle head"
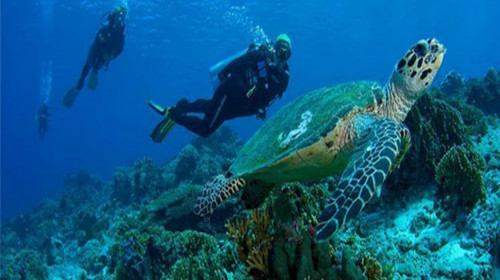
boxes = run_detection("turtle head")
[393,38,446,97]
[381,38,446,121]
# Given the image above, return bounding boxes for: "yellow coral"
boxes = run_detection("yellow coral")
[226,218,250,262]
[225,209,273,278]
[251,210,271,242]
[361,254,382,280]
[247,245,270,275]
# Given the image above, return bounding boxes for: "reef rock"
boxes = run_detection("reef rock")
[465,68,500,116]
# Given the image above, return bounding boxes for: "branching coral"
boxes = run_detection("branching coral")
[227,182,338,280]
[226,210,272,278]
[436,145,486,210]
[251,210,272,242]
[226,217,251,262]
[247,245,270,275]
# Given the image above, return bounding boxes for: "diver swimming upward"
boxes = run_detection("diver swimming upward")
[63,6,127,109]
[148,34,292,141]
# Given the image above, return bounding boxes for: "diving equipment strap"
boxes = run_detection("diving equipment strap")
[209,95,227,128]
[246,85,257,99]
[257,60,269,89]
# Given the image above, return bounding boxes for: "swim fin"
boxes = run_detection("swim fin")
[63,87,80,109]
[87,69,98,91]
[148,100,169,116]
[150,117,175,143]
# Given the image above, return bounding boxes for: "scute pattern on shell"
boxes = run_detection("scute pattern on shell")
[230,81,384,178]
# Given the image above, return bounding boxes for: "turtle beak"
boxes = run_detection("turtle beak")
[435,51,445,69]
[429,38,446,69]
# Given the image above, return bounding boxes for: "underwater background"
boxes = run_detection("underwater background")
[1,0,500,279]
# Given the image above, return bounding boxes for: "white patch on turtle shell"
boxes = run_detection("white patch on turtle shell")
[279,110,313,148]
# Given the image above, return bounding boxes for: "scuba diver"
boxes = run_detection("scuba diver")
[36,102,50,138]
[148,33,292,141]
[63,6,127,108]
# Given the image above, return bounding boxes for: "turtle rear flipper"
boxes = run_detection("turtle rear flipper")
[316,118,410,240]
[194,175,246,216]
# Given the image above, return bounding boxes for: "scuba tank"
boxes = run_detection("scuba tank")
[209,48,247,89]
[209,43,266,90]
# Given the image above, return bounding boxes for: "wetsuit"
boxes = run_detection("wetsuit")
[168,44,290,137]
[76,17,125,90]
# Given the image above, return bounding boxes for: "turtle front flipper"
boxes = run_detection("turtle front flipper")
[194,175,246,216]
[316,118,410,240]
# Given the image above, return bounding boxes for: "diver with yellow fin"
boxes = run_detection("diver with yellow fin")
[148,34,292,141]
[63,6,127,108]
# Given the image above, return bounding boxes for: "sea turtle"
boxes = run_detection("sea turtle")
[194,38,446,240]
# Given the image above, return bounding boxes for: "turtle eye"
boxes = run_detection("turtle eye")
[414,40,429,57]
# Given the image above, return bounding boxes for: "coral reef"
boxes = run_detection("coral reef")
[0,250,49,280]
[465,68,500,116]
[111,227,239,280]
[111,157,166,205]
[440,70,466,97]
[1,68,499,280]
[386,91,471,191]
[226,182,339,280]
[167,126,243,185]
[435,145,486,210]
[0,126,244,279]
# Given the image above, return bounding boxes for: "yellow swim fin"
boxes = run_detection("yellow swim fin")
[150,114,175,143]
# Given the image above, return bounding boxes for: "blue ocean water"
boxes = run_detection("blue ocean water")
[1,0,499,221]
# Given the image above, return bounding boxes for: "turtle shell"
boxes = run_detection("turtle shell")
[230,80,384,178]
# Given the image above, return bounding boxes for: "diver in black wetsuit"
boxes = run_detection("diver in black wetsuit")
[148,34,292,141]
[37,102,49,138]
[63,6,127,108]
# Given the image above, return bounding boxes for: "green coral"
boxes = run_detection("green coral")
[406,92,469,168]
[0,250,49,280]
[465,68,500,115]
[146,183,202,231]
[388,91,474,191]
[112,227,238,280]
[79,239,105,273]
[173,144,200,182]
[167,231,228,280]
[340,246,366,280]
[111,157,165,205]
[435,145,486,210]
[445,98,489,136]
[171,126,243,184]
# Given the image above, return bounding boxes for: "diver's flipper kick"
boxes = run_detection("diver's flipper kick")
[63,6,127,109]
[63,87,80,108]
[148,34,292,141]
[148,100,176,142]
